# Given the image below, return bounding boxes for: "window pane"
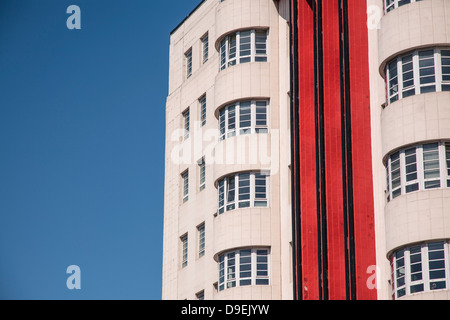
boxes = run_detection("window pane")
[239,31,252,63]
[254,173,267,200]
[218,180,225,214]
[430,281,446,290]
[388,61,399,103]
[226,177,236,211]
[219,109,226,141]
[220,39,227,70]
[227,105,236,137]
[410,284,424,293]
[228,35,236,66]
[239,102,251,134]
[423,143,441,188]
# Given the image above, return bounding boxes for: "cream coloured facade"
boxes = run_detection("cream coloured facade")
[369,0,450,300]
[164,0,450,301]
[162,0,292,300]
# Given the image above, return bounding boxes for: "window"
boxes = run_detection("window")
[219,29,268,70]
[181,234,188,268]
[386,142,450,202]
[199,95,207,127]
[385,48,450,105]
[384,0,423,14]
[198,157,206,191]
[196,290,204,300]
[182,108,190,140]
[218,248,270,291]
[181,170,189,203]
[185,49,192,78]
[218,172,268,214]
[201,33,209,64]
[218,100,269,141]
[197,223,205,258]
[390,241,449,299]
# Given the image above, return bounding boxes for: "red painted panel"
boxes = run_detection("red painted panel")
[297,0,319,301]
[321,0,346,300]
[347,0,377,300]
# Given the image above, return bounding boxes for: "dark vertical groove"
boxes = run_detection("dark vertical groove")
[339,0,357,300]
[289,0,302,301]
[338,0,350,300]
[313,0,328,300]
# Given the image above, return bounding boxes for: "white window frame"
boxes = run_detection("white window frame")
[386,141,450,202]
[217,172,269,215]
[181,170,189,203]
[385,48,450,106]
[201,33,209,64]
[182,108,190,140]
[199,94,207,127]
[198,157,206,192]
[384,0,423,14]
[185,48,193,79]
[219,29,268,71]
[218,248,270,292]
[180,234,188,268]
[218,100,269,141]
[197,223,205,258]
[390,241,449,299]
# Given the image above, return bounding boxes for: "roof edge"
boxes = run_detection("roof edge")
[170,0,208,36]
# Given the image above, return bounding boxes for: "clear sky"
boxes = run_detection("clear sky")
[0,0,200,300]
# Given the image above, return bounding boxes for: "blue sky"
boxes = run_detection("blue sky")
[0,0,200,300]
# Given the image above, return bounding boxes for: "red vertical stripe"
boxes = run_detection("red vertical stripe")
[347,0,377,300]
[322,0,346,300]
[297,0,319,301]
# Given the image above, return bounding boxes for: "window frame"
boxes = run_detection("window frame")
[385,141,450,202]
[384,0,423,14]
[219,29,268,71]
[185,48,193,79]
[182,108,190,140]
[218,248,270,292]
[201,33,209,64]
[181,170,189,203]
[180,234,189,268]
[198,157,206,192]
[390,241,449,299]
[385,48,450,106]
[218,100,269,141]
[199,94,207,127]
[197,223,205,258]
[217,172,269,215]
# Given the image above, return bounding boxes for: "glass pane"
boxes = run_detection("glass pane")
[430,281,446,290]
[239,102,251,133]
[410,284,424,293]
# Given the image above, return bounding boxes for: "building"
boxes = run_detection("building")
[370,0,450,300]
[162,0,292,300]
[163,0,450,300]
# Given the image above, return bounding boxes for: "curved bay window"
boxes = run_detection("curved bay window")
[218,248,270,291]
[219,29,268,71]
[386,48,450,105]
[384,0,423,14]
[218,172,269,215]
[218,100,268,141]
[390,241,449,299]
[385,142,450,202]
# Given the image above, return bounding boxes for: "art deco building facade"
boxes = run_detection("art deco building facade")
[371,0,450,300]
[163,0,292,300]
[163,0,450,300]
